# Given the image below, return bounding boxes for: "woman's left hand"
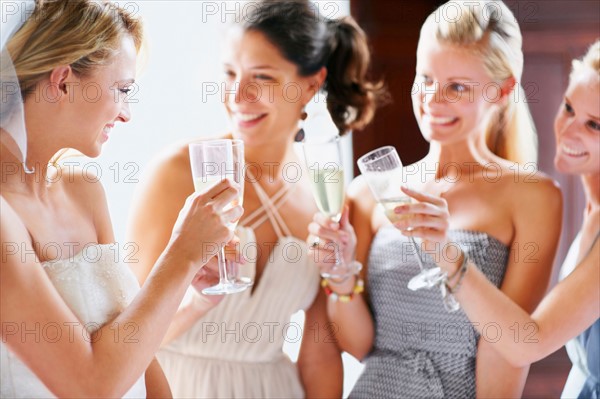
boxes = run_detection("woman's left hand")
[190,238,242,308]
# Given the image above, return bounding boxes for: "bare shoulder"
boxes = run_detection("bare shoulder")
[140,136,231,187]
[53,162,109,213]
[494,167,563,233]
[156,139,193,170]
[502,168,562,207]
[51,162,115,241]
[129,139,196,223]
[136,139,233,203]
[144,140,192,182]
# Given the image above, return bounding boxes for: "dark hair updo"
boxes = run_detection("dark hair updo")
[240,0,386,135]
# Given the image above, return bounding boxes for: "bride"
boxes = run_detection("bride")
[0,1,241,397]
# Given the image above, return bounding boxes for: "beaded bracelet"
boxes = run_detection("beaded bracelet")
[321,276,364,303]
[324,260,364,284]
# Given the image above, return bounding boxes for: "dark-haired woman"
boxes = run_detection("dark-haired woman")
[126,0,385,397]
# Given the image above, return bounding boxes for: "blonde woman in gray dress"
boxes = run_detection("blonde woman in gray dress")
[309,1,562,397]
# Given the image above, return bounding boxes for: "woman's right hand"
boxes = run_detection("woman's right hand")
[168,179,243,269]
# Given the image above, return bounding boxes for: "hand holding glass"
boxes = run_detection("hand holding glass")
[301,136,359,280]
[357,146,443,290]
[189,139,250,295]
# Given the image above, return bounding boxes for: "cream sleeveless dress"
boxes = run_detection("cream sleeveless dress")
[0,244,146,398]
[157,181,321,398]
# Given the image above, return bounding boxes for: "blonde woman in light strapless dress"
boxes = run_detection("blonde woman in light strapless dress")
[0,1,239,397]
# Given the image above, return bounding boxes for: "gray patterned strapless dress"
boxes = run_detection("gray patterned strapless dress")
[351,227,510,399]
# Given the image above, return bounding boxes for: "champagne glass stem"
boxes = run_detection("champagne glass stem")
[217,247,230,285]
[331,217,343,267]
[409,236,426,273]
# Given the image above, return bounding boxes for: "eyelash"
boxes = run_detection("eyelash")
[420,75,433,85]
[587,120,600,131]
[119,88,132,95]
[564,102,574,114]
[223,71,274,83]
[417,76,467,92]
[449,83,467,92]
[564,102,600,131]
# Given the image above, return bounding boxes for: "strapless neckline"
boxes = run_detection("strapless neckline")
[1,242,147,398]
[41,243,113,266]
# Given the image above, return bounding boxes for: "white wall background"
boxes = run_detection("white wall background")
[88,1,361,397]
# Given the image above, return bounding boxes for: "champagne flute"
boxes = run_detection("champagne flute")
[301,136,359,280]
[189,139,250,295]
[357,146,443,290]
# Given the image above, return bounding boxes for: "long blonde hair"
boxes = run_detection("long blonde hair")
[4,0,144,166]
[7,0,143,100]
[422,0,537,164]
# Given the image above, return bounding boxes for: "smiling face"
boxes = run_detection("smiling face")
[554,67,600,175]
[68,36,137,157]
[412,38,505,146]
[221,29,317,148]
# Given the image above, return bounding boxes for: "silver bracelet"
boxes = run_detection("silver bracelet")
[446,251,469,294]
[440,252,469,312]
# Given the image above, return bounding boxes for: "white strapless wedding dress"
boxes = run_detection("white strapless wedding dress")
[0,244,147,398]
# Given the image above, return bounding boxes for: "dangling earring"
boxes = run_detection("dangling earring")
[22,162,35,174]
[294,109,308,142]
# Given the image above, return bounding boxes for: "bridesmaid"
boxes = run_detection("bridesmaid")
[402,40,600,399]
[127,0,386,397]
[308,1,562,397]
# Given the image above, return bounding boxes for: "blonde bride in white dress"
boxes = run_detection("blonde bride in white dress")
[0,1,240,397]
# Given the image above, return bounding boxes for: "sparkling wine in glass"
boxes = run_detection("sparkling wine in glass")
[301,136,359,279]
[357,146,443,290]
[308,166,345,223]
[189,139,250,295]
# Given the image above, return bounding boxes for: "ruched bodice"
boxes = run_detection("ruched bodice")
[0,244,146,398]
[157,180,321,398]
[351,227,510,399]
